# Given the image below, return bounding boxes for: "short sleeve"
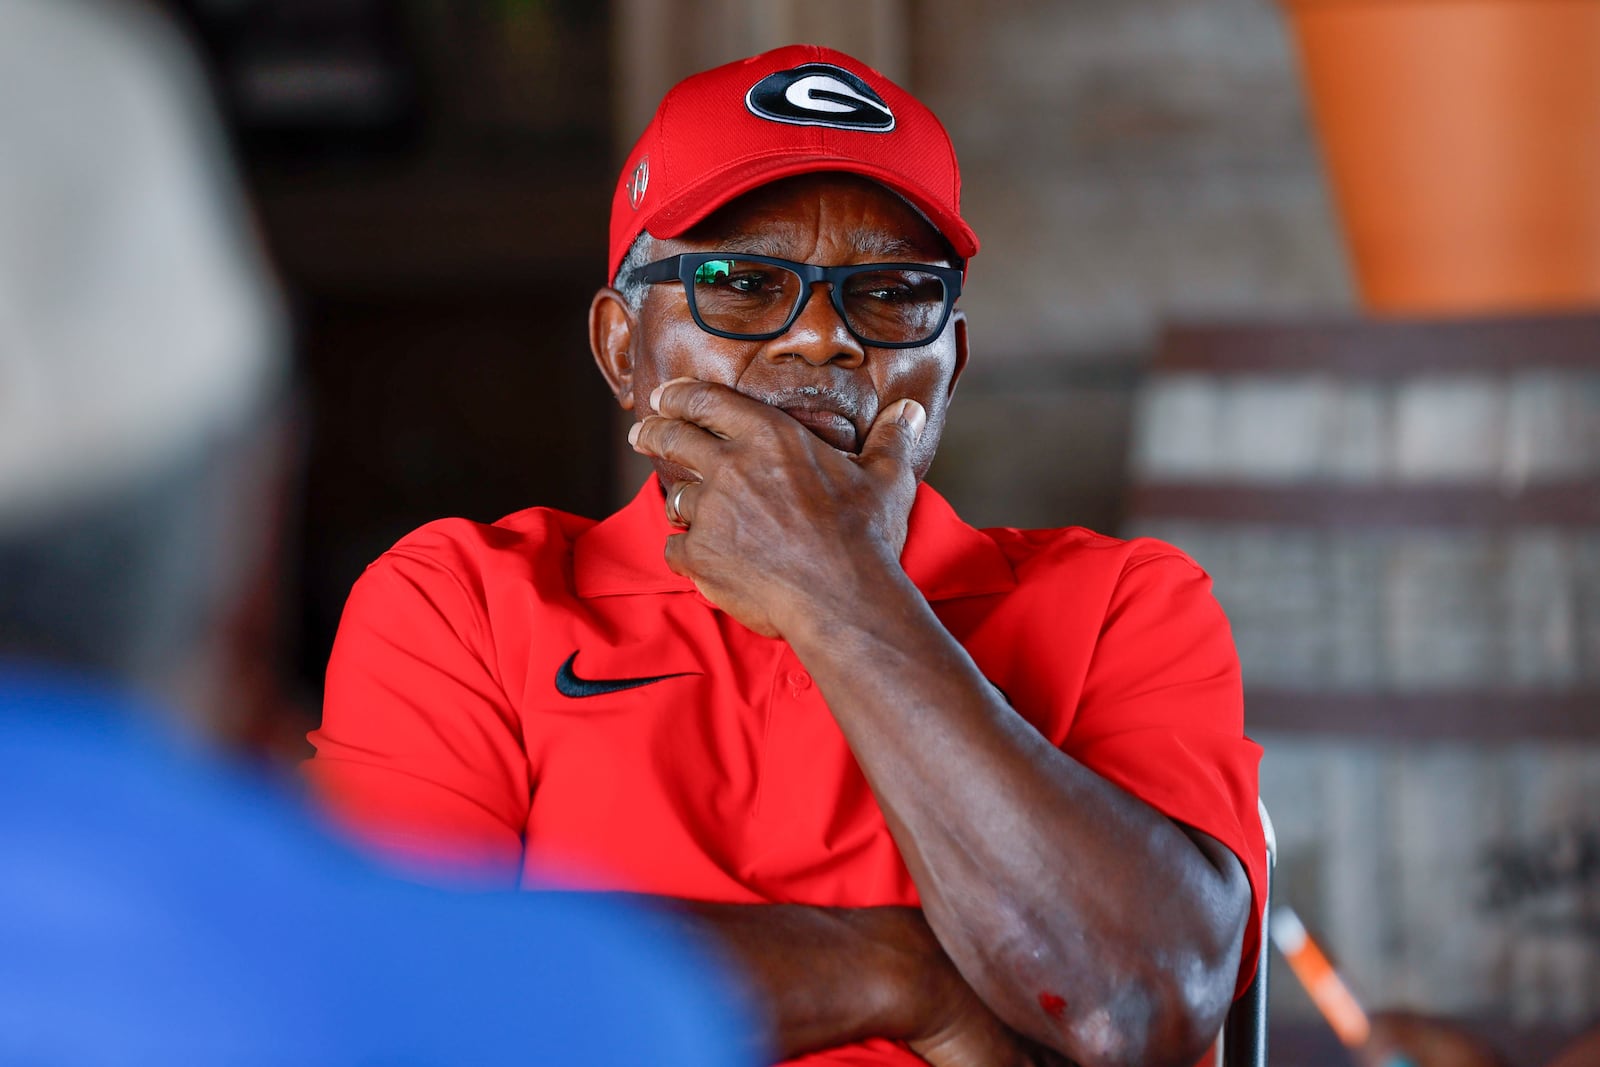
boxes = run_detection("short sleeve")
[1065,548,1266,997]
[305,540,529,884]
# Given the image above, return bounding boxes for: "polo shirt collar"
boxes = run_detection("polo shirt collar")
[573,477,1015,602]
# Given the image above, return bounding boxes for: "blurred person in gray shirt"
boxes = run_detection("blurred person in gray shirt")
[0,0,289,739]
[0,4,759,1063]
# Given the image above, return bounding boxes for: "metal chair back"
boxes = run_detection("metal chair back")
[1220,801,1277,1067]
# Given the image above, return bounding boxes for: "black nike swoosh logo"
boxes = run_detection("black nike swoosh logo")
[554,651,696,698]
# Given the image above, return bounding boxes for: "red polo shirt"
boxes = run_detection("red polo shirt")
[308,478,1264,1066]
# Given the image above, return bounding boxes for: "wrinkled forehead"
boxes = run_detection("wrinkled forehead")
[667,172,958,264]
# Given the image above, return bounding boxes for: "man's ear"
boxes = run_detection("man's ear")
[589,288,637,410]
[946,310,969,400]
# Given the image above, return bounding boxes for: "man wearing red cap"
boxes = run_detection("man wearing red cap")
[310,45,1264,1067]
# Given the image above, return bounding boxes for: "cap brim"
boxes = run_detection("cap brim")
[642,153,979,265]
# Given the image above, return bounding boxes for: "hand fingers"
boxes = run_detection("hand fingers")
[650,377,779,440]
[629,413,723,475]
[856,398,926,473]
[662,521,689,575]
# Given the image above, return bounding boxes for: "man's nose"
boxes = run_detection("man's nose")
[767,282,865,368]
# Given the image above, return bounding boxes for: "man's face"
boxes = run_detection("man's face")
[595,173,968,484]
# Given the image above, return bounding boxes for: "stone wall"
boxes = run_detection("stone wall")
[1262,737,1600,1026]
[1125,316,1600,1031]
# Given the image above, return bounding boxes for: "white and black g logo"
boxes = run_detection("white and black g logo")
[745,63,895,133]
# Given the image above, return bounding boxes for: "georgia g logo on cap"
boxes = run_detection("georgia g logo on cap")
[744,62,895,133]
[627,156,649,210]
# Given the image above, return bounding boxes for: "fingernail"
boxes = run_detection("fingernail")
[899,399,927,441]
[650,376,697,412]
[627,422,641,447]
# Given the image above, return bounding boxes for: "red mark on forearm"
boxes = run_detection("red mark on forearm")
[1037,991,1067,1018]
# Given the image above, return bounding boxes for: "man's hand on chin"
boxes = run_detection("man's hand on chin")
[628,376,926,640]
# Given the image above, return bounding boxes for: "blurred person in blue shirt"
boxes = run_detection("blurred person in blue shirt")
[1,665,758,1066]
[0,2,759,1063]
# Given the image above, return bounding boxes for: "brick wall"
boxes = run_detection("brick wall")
[912,0,1354,529]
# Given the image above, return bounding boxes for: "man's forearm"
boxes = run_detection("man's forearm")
[658,901,915,1059]
[783,575,1248,1067]
[631,899,999,1062]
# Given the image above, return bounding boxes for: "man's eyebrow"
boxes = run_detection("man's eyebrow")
[715,228,942,262]
[844,229,924,260]
[716,231,791,257]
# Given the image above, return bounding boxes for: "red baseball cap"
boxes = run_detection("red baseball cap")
[608,44,979,282]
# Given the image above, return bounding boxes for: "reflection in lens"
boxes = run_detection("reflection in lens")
[692,259,800,335]
[693,260,733,286]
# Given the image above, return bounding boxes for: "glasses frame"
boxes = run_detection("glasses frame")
[625,252,964,350]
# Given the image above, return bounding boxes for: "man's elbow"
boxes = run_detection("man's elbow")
[1029,889,1249,1067]
[1074,832,1255,1067]
[1059,957,1235,1067]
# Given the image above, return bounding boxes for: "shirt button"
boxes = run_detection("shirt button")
[788,670,813,691]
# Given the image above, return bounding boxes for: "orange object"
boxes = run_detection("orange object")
[1270,906,1372,1047]
[1282,1,1600,314]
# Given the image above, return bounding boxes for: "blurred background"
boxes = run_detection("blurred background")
[3,0,1598,1063]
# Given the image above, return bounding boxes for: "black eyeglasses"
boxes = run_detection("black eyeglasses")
[625,252,963,349]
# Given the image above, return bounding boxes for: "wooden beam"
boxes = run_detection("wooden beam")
[1246,689,1600,740]
[1158,314,1600,376]
[1128,482,1600,527]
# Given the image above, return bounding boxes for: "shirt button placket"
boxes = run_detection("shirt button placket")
[753,653,813,827]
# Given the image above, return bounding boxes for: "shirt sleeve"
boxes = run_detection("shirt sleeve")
[305,542,529,885]
[1063,547,1266,998]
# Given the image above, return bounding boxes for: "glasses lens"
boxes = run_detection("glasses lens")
[688,258,803,337]
[840,269,950,345]
[684,258,953,345]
